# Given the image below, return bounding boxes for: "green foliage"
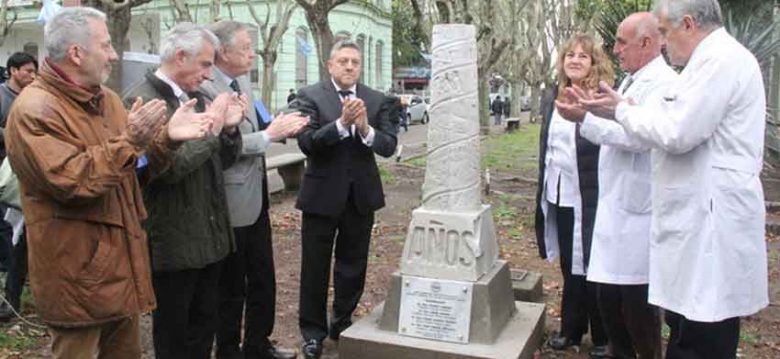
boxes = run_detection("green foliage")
[590,0,652,79]
[392,0,426,67]
[482,123,541,172]
[379,164,397,185]
[0,331,36,351]
[405,156,427,168]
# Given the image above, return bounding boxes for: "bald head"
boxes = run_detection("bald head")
[614,12,664,74]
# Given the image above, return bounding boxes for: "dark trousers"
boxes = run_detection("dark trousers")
[665,310,740,359]
[4,232,26,311]
[0,204,12,272]
[216,210,276,356]
[152,261,222,359]
[596,283,661,359]
[552,202,607,346]
[299,202,374,342]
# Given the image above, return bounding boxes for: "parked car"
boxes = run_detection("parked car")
[401,94,429,124]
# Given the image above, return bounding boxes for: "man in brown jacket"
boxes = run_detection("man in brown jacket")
[3,7,215,358]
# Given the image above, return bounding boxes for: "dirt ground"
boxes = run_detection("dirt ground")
[3,131,780,358]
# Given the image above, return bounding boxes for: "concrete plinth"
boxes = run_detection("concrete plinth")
[380,261,515,344]
[510,270,543,303]
[339,301,545,359]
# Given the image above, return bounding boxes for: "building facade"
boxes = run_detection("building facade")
[0,0,392,112]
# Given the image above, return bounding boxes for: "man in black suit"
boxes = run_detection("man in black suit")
[291,40,398,359]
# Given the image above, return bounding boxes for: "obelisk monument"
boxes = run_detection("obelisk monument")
[339,24,544,359]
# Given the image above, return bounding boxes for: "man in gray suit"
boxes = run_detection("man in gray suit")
[201,20,307,359]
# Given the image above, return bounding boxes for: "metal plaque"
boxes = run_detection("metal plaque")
[398,275,473,344]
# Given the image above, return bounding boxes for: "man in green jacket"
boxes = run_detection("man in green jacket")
[122,23,246,359]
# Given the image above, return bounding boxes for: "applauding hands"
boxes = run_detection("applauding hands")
[340,98,369,137]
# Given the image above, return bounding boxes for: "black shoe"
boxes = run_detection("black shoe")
[251,345,296,359]
[328,320,352,341]
[589,345,610,358]
[301,340,321,359]
[0,301,13,322]
[547,333,581,350]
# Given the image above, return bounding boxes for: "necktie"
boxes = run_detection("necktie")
[621,75,634,95]
[229,79,241,94]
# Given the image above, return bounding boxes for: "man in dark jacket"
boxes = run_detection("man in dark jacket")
[123,23,244,359]
[491,95,503,125]
[291,39,398,359]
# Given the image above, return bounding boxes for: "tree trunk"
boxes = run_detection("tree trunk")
[511,80,522,118]
[478,69,490,135]
[260,52,277,108]
[306,12,334,81]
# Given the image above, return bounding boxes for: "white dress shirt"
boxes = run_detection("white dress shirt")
[331,78,375,146]
[615,28,768,322]
[154,69,186,105]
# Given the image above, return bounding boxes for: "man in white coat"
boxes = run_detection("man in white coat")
[572,0,769,357]
[558,12,676,359]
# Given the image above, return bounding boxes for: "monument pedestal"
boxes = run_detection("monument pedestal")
[339,261,545,358]
[339,301,544,359]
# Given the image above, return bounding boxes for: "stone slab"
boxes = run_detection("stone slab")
[339,301,545,359]
[380,261,516,344]
[510,270,543,303]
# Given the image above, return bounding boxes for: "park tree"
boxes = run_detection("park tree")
[0,0,17,48]
[294,0,349,81]
[245,0,297,106]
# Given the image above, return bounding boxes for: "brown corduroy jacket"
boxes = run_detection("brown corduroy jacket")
[4,60,175,327]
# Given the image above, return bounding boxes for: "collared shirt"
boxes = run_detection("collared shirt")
[544,109,578,207]
[154,69,186,105]
[331,78,375,146]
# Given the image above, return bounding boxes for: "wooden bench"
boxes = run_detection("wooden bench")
[266,153,307,191]
[505,117,521,133]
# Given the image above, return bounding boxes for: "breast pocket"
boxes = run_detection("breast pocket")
[620,173,652,214]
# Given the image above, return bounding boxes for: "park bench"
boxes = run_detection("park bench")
[266,153,307,191]
[505,117,521,133]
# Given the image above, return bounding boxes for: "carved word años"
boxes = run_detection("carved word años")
[405,223,476,267]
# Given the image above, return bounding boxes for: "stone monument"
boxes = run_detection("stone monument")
[339,24,545,359]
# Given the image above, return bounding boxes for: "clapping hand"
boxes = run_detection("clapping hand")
[223,93,248,128]
[265,112,309,141]
[340,98,362,127]
[573,82,627,120]
[127,97,167,148]
[206,94,229,136]
[555,89,587,123]
[168,98,215,141]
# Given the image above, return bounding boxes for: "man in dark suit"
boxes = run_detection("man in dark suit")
[291,40,398,359]
[200,20,307,359]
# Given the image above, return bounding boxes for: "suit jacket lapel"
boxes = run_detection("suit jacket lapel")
[322,80,343,122]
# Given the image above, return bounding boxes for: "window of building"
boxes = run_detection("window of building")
[295,27,309,88]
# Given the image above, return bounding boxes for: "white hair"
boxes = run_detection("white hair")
[654,0,723,30]
[159,22,220,63]
[44,7,106,62]
[209,20,249,49]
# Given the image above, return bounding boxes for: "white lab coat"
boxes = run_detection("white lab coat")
[615,28,768,322]
[583,56,678,285]
[540,110,587,276]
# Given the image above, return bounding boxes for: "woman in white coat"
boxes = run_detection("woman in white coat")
[534,33,613,358]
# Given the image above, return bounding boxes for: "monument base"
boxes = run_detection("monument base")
[339,301,545,359]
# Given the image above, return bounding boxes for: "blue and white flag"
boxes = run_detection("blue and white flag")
[37,0,62,26]
[297,35,313,57]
